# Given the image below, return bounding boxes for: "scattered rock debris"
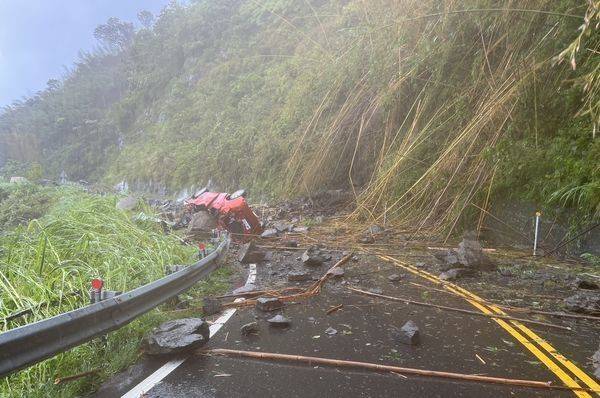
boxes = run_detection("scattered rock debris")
[358,235,375,244]
[256,297,284,312]
[593,345,600,379]
[261,228,278,238]
[439,268,475,281]
[325,327,338,335]
[327,267,345,278]
[564,292,600,314]
[288,270,311,282]
[301,246,327,267]
[392,320,420,346]
[573,277,599,290]
[433,250,461,269]
[231,283,256,295]
[267,315,291,327]
[280,239,299,247]
[140,192,600,393]
[143,318,210,355]
[240,321,259,336]
[202,297,222,316]
[274,221,294,233]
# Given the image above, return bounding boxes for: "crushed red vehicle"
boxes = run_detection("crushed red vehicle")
[185,188,262,239]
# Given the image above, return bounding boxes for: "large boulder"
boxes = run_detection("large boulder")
[573,277,599,290]
[564,292,600,314]
[143,318,210,355]
[434,232,495,271]
[455,233,495,271]
[392,320,420,345]
[188,211,217,232]
[301,246,327,267]
[238,240,265,263]
[433,250,461,270]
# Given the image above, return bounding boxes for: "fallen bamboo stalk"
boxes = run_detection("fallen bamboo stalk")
[201,349,597,393]
[347,287,571,331]
[256,244,306,251]
[214,287,304,300]
[408,282,600,322]
[222,253,353,308]
[309,253,353,293]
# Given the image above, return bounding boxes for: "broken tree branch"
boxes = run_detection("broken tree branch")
[54,369,99,385]
[326,304,343,315]
[347,287,572,331]
[201,349,597,393]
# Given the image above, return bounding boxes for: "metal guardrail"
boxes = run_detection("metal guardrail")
[0,236,230,378]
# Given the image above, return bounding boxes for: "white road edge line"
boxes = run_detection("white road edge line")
[122,263,257,398]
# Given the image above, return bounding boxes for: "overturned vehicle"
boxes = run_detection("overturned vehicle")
[185,188,262,239]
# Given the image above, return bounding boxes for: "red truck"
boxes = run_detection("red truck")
[185,189,262,239]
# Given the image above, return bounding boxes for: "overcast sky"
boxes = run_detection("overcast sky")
[0,0,170,107]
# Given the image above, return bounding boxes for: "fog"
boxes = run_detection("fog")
[0,0,169,107]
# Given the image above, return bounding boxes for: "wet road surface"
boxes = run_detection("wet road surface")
[98,253,599,398]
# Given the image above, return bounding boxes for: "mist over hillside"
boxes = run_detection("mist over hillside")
[1,0,598,230]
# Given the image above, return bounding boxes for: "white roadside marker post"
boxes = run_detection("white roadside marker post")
[533,211,541,256]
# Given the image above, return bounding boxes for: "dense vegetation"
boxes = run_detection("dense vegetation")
[0,183,205,397]
[0,0,598,233]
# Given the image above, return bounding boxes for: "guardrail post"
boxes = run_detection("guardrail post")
[89,279,103,304]
[89,279,123,304]
[198,242,207,259]
[165,265,188,308]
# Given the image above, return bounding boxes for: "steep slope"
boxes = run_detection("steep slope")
[0,0,598,231]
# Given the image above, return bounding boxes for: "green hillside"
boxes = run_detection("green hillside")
[1,0,598,232]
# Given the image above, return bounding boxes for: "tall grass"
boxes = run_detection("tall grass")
[279,0,596,236]
[0,186,196,397]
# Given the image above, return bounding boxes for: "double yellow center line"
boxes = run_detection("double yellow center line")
[379,255,600,397]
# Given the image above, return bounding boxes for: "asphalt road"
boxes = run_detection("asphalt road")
[96,253,600,398]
